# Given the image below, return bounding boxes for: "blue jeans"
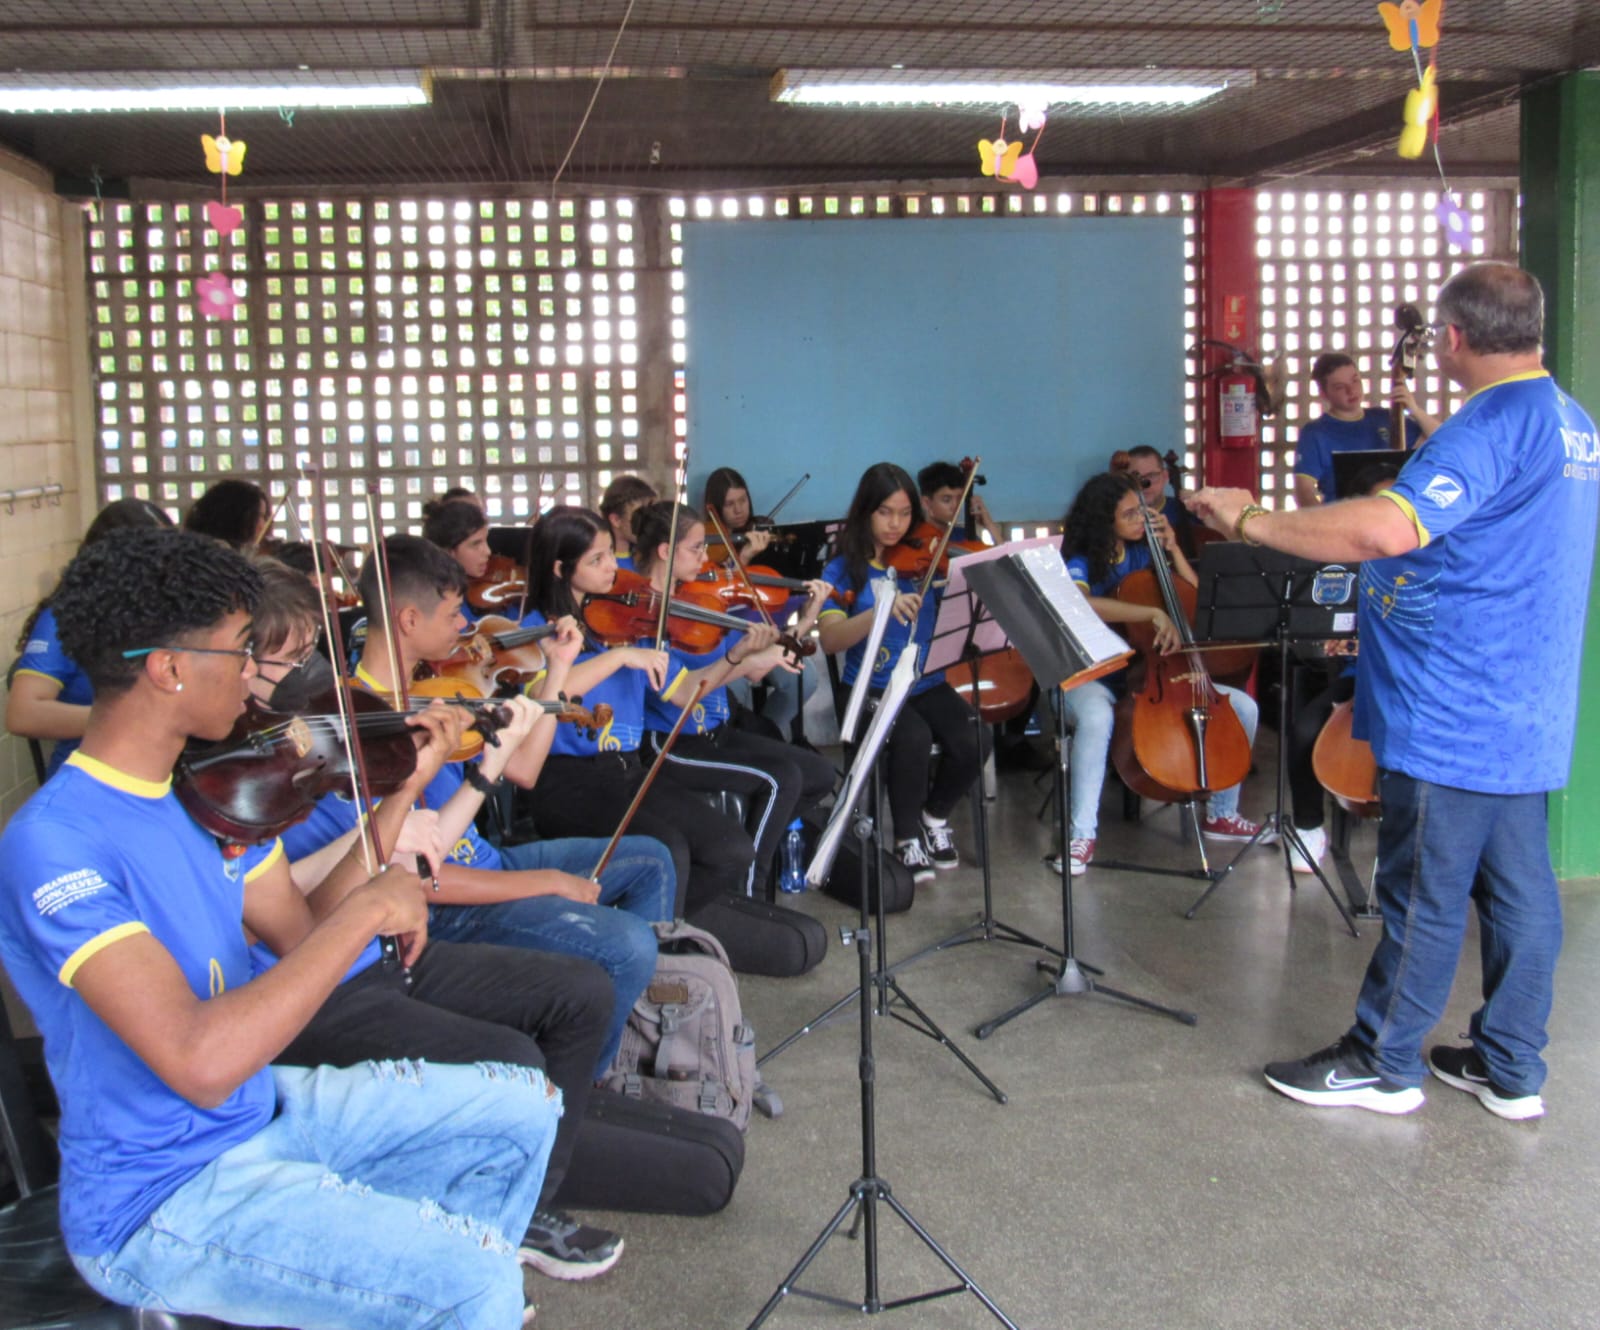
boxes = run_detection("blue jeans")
[429,835,673,1073]
[1349,772,1562,1093]
[1058,681,1259,838]
[74,1061,559,1329]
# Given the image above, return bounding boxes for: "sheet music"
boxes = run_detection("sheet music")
[1016,544,1131,667]
[807,642,918,888]
[839,579,897,744]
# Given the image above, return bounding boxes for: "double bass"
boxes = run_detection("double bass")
[1110,492,1252,804]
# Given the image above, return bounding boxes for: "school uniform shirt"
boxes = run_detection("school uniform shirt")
[521,609,649,755]
[817,555,941,697]
[11,607,93,778]
[643,642,731,737]
[1294,407,1420,501]
[0,752,280,1255]
[1357,371,1600,793]
[1063,542,1156,690]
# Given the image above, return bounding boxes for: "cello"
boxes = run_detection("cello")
[1110,490,1252,804]
[1312,699,1380,818]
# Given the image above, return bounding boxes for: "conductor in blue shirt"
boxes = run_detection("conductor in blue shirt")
[1189,262,1599,1122]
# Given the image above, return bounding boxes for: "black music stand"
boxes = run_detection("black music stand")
[1330,449,1406,501]
[961,545,1196,1039]
[1185,543,1362,934]
[893,540,1059,971]
[747,646,1018,1330]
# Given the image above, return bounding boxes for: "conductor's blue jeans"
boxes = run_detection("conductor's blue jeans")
[1349,772,1562,1094]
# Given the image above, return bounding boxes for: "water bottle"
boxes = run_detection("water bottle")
[778,818,807,893]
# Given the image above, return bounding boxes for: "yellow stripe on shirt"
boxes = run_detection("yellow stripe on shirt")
[59,921,151,986]
[1378,489,1431,547]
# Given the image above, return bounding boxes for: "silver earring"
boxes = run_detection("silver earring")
[175,683,184,693]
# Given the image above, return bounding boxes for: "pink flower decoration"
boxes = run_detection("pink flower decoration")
[205,200,244,236]
[1006,152,1040,190]
[195,270,241,319]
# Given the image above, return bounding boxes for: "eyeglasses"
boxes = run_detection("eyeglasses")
[121,643,254,662]
[253,641,320,672]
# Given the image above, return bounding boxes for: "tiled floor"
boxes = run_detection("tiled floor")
[536,744,1600,1330]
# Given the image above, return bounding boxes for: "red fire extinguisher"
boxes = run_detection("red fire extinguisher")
[1198,340,1268,451]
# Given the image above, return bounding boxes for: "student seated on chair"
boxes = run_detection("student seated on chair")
[816,462,985,887]
[6,497,172,782]
[0,527,560,1328]
[1054,472,1275,877]
[276,537,675,1076]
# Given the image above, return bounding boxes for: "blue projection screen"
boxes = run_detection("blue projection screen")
[682,217,1185,525]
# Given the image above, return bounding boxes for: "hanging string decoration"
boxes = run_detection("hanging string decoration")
[976,97,1048,191]
[195,114,248,319]
[1377,0,1470,252]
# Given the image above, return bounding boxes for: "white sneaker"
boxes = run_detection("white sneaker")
[1288,824,1328,874]
[897,838,936,884]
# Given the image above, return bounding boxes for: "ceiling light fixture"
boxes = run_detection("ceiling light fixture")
[772,69,1245,111]
[0,70,431,113]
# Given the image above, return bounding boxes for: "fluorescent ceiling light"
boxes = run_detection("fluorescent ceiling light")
[0,71,431,113]
[772,69,1244,110]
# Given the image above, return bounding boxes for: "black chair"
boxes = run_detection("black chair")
[0,1002,237,1329]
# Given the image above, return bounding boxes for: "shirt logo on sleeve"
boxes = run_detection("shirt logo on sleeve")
[24,637,46,655]
[1421,475,1463,508]
[33,869,108,917]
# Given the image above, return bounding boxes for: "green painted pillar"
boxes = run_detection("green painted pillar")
[1521,72,1600,878]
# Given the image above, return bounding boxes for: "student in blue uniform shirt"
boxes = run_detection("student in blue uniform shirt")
[423,495,497,622]
[1291,351,1440,506]
[7,497,172,780]
[1192,262,1599,1121]
[599,473,657,571]
[917,459,1000,546]
[631,499,837,897]
[516,506,777,954]
[817,462,984,885]
[0,527,561,1328]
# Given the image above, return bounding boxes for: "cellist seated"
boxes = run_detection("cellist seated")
[1053,472,1275,876]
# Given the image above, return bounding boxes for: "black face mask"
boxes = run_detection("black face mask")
[265,649,335,713]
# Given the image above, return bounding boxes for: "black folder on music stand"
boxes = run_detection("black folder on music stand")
[952,541,1194,1037]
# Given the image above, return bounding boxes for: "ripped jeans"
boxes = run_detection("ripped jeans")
[73,1060,560,1330]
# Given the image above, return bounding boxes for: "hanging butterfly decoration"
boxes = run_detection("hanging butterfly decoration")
[977,94,1048,191]
[193,113,249,320]
[1377,0,1470,252]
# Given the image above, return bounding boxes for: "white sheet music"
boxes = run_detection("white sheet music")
[1015,544,1131,667]
[839,578,897,745]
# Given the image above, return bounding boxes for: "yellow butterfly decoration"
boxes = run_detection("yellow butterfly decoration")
[1378,0,1442,52]
[201,134,247,176]
[977,137,1022,180]
[1397,64,1437,159]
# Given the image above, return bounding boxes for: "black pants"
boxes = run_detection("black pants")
[1288,666,1357,830]
[838,680,986,841]
[645,724,837,897]
[524,750,752,916]
[278,940,612,1209]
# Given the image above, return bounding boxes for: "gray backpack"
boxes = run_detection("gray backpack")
[599,920,776,1131]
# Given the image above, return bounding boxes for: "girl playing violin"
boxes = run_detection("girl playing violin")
[631,500,837,898]
[422,497,496,621]
[1056,472,1270,876]
[816,463,984,885]
[516,506,775,955]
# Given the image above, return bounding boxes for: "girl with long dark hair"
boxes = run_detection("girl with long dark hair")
[816,462,984,886]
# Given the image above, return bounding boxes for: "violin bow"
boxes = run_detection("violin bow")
[913,453,983,601]
[587,679,707,881]
[651,456,688,651]
[762,471,810,525]
[704,501,786,641]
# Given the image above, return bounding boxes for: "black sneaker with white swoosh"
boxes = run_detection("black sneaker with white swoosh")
[1263,1036,1425,1114]
[1428,1044,1545,1121]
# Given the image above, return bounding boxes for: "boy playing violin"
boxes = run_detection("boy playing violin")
[0,528,563,1328]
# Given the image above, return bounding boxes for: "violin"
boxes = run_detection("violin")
[172,687,496,845]
[406,675,613,747]
[695,559,812,615]
[1109,492,1252,804]
[581,567,812,657]
[466,553,528,614]
[426,615,558,694]
[703,528,798,566]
